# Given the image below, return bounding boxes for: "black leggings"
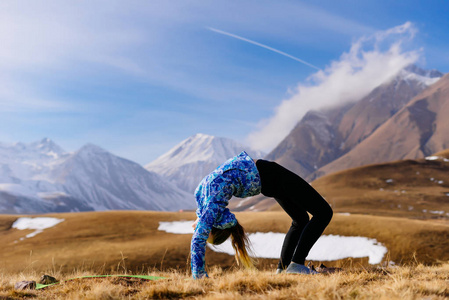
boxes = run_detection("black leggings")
[256,159,333,269]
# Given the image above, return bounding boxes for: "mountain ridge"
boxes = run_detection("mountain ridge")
[145,133,265,193]
[265,65,444,180]
[314,72,449,178]
[0,139,194,214]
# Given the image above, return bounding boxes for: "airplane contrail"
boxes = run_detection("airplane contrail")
[207,27,321,71]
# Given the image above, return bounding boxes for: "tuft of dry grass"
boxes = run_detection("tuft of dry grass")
[1,263,448,299]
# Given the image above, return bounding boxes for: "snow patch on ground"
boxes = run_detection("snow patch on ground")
[158,221,388,264]
[158,220,194,234]
[425,156,449,162]
[12,217,65,240]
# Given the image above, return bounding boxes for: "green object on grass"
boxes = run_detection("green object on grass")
[35,274,166,290]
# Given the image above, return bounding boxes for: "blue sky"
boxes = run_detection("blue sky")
[1,1,448,165]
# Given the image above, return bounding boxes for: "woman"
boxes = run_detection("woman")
[190,151,333,279]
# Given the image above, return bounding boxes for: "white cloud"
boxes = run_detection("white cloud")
[247,22,420,151]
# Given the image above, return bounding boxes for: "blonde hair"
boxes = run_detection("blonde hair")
[209,222,256,269]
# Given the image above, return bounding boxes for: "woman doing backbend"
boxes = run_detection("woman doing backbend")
[190,151,333,279]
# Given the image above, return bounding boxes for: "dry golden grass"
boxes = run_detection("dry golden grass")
[0,211,197,274]
[1,263,448,299]
[1,210,449,299]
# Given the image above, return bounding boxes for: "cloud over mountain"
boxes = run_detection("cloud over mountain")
[248,22,420,151]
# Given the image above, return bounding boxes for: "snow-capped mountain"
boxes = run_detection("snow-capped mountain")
[0,139,194,214]
[266,65,443,180]
[0,138,66,182]
[145,133,265,193]
[316,71,449,177]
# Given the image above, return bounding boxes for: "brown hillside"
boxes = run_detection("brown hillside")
[316,73,449,177]
[310,156,449,219]
[433,148,449,158]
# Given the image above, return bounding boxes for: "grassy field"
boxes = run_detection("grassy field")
[3,150,449,299]
[1,263,448,299]
[1,208,449,298]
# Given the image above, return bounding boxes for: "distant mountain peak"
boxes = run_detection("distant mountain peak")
[397,65,443,87]
[30,138,65,155]
[146,133,265,193]
[148,133,262,167]
[303,110,329,123]
[192,133,210,139]
[404,64,444,78]
[76,143,108,155]
[0,138,66,162]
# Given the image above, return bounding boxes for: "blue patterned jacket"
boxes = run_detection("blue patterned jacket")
[190,151,261,279]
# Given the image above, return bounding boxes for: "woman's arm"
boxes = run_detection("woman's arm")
[190,180,234,279]
[190,213,214,279]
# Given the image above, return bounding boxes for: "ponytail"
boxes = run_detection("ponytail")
[230,222,256,269]
[209,221,256,269]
